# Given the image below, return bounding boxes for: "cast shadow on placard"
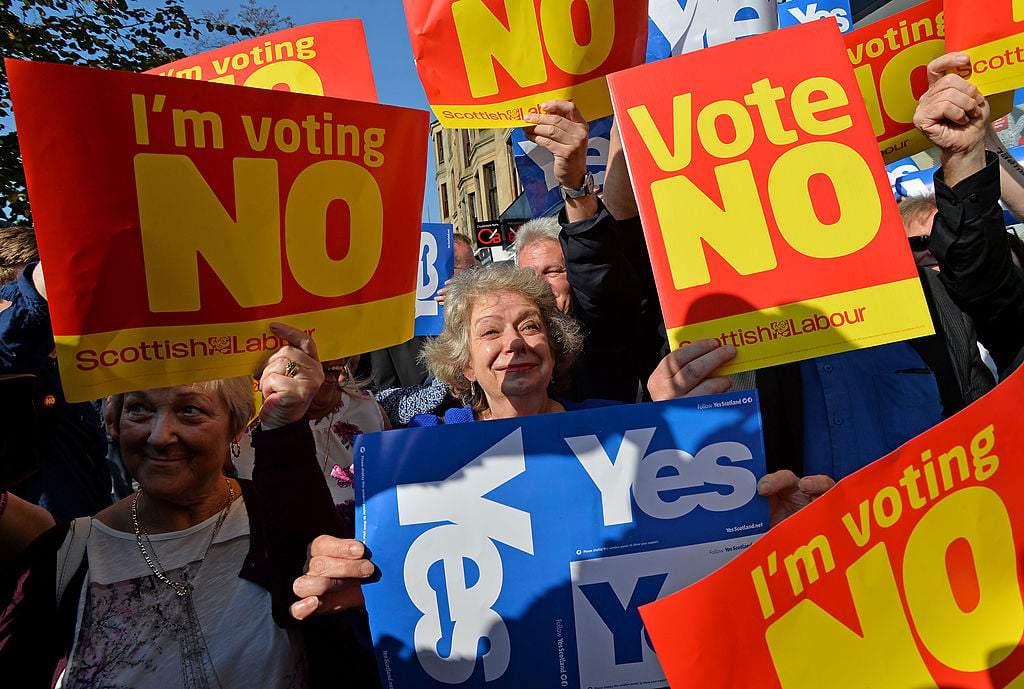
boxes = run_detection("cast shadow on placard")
[909,643,1024,689]
[683,292,857,356]
[363,400,764,688]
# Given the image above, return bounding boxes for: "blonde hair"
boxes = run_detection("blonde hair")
[422,263,582,411]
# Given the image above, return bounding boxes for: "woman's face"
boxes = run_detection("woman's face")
[118,385,234,503]
[462,291,555,408]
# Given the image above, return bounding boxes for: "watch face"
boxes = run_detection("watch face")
[561,171,594,198]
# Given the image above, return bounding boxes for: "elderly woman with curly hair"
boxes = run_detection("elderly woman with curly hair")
[410,262,736,424]
[285,263,744,619]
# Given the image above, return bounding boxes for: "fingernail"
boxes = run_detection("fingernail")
[349,542,362,556]
[359,562,374,577]
[756,478,770,493]
[725,344,738,355]
[293,597,317,618]
[523,113,538,122]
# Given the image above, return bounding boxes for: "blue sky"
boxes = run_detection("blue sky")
[183,0,441,220]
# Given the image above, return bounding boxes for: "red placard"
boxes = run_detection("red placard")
[148,20,378,102]
[844,0,943,163]
[404,0,648,127]
[608,19,933,374]
[8,59,427,402]
[641,365,1024,689]
[947,0,1024,96]
[845,0,1012,162]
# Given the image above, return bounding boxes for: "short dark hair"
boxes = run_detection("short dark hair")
[0,225,38,284]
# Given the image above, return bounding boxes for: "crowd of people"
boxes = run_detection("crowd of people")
[0,47,1022,688]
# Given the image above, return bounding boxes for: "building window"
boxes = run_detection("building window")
[462,130,472,167]
[435,131,445,164]
[440,183,449,220]
[507,137,521,195]
[467,192,477,226]
[483,162,498,219]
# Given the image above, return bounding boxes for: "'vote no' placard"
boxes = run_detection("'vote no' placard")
[609,19,933,374]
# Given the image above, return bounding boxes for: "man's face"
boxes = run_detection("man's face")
[518,239,571,314]
[904,208,939,271]
[453,241,477,276]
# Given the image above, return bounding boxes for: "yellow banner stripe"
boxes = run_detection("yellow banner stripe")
[666,279,934,375]
[962,33,1024,96]
[432,75,612,129]
[55,292,415,403]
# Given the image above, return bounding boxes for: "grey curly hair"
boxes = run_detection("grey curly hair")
[512,216,560,262]
[422,263,583,411]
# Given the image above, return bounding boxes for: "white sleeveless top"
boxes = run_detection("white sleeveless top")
[60,499,307,689]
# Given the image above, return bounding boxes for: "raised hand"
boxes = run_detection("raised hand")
[523,100,597,221]
[914,53,989,184]
[257,322,324,430]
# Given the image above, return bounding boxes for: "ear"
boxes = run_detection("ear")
[462,362,476,383]
[104,397,117,440]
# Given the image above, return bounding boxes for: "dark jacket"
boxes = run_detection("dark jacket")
[560,205,669,403]
[929,152,1024,377]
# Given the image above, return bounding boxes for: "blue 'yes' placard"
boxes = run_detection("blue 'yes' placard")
[777,0,852,34]
[647,0,778,61]
[356,392,769,689]
[415,223,453,336]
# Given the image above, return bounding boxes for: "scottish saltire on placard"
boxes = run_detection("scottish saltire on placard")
[511,116,613,218]
[357,392,768,688]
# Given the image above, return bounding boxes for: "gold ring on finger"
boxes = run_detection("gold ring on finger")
[284,360,299,377]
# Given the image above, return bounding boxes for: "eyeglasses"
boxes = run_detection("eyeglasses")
[907,235,930,252]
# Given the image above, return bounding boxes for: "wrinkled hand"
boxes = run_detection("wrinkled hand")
[757,470,835,527]
[256,322,324,430]
[291,536,376,620]
[647,339,736,401]
[523,100,590,189]
[914,53,989,159]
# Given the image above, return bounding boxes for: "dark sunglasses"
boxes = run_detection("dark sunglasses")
[907,235,930,252]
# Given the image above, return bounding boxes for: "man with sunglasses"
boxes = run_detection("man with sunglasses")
[899,195,941,271]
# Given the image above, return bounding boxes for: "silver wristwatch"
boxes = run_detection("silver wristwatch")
[559,171,595,199]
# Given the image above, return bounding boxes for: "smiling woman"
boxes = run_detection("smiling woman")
[1,323,347,688]
[423,263,583,421]
[419,263,739,424]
